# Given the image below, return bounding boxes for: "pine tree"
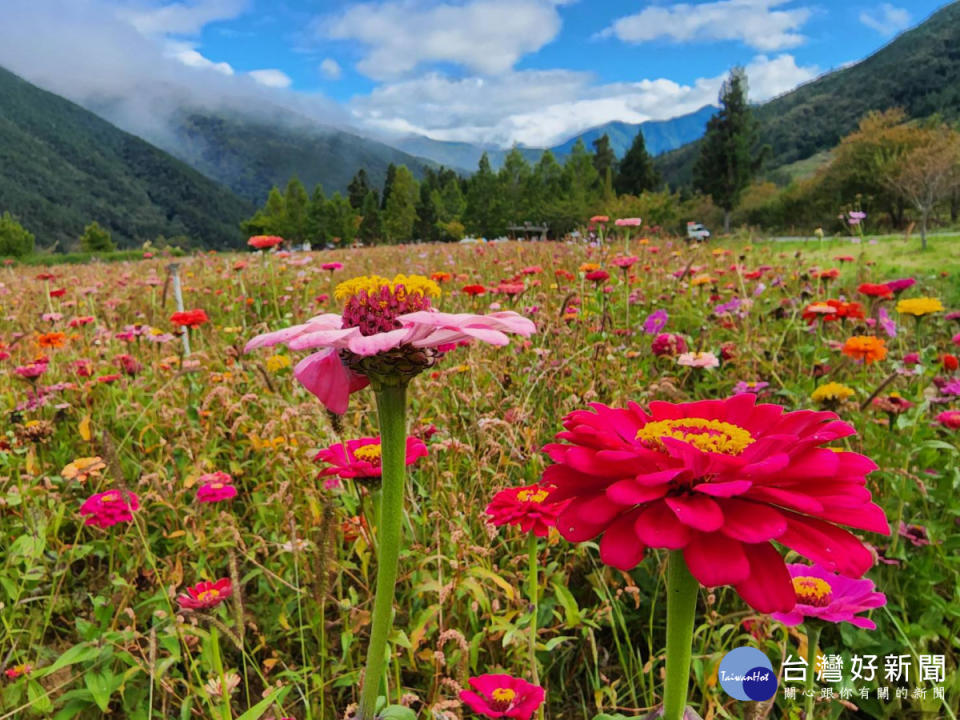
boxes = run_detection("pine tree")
[283,177,308,244]
[382,166,419,243]
[464,153,507,238]
[414,180,440,242]
[306,184,327,245]
[693,67,759,232]
[380,163,397,211]
[358,190,382,244]
[616,131,660,195]
[499,148,533,224]
[325,192,358,245]
[592,134,617,179]
[348,169,371,210]
[80,221,114,252]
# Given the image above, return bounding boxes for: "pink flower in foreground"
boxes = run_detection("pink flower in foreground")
[315,436,428,487]
[460,674,545,720]
[770,563,886,629]
[485,485,568,537]
[80,490,140,528]
[177,578,232,610]
[541,395,889,613]
[244,275,535,413]
[196,471,238,503]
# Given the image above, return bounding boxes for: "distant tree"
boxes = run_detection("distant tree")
[616,131,660,195]
[498,148,533,223]
[80,221,115,252]
[432,174,466,226]
[283,177,308,244]
[380,163,397,211]
[414,180,440,242]
[348,169,371,210]
[382,166,419,243]
[358,190,382,244]
[561,139,601,220]
[694,67,760,232]
[325,192,358,245]
[464,153,507,237]
[0,212,35,257]
[592,134,617,179]
[882,125,960,249]
[306,184,328,244]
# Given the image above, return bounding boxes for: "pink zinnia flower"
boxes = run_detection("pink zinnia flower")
[936,410,960,429]
[585,269,609,283]
[677,351,720,368]
[244,275,535,413]
[177,578,232,610]
[651,333,687,357]
[460,674,545,720]
[196,471,238,503]
[14,362,48,379]
[589,215,609,224]
[885,277,915,294]
[80,490,140,528]
[541,395,889,612]
[315,436,428,487]
[612,255,639,269]
[615,217,642,227]
[485,485,568,537]
[322,262,343,271]
[248,235,284,249]
[770,563,886,629]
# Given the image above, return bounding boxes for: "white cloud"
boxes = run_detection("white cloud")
[859,3,911,36]
[120,0,249,36]
[249,68,293,88]
[319,58,342,80]
[352,54,819,147]
[322,0,566,79]
[164,40,234,75]
[602,0,812,52]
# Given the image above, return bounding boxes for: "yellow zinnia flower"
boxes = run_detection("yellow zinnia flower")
[896,297,943,317]
[811,382,855,403]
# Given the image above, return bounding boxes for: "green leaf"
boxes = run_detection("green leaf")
[85,670,115,712]
[235,685,291,720]
[27,679,53,713]
[40,643,100,676]
[380,705,417,720]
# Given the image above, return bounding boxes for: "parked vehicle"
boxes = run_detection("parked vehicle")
[686,222,711,242]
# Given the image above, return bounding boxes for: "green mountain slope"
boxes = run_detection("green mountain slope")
[655,0,960,187]
[152,111,438,203]
[0,66,253,250]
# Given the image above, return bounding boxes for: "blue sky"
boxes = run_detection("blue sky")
[0,0,953,147]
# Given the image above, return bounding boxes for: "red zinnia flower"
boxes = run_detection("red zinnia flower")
[463,284,486,296]
[485,484,568,537]
[585,269,610,283]
[541,395,888,612]
[941,354,959,372]
[858,283,893,299]
[177,578,232,610]
[315,436,428,487]
[651,333,687,357]
[460,674,545,720]
[248,235,284,249]
[49,288,67,298]
[170,309,209,328]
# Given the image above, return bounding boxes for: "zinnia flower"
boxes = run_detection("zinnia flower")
[842,336,887,364]
[80,490,140,528]
[463,284,486,296]
[37,332,67,348]
[541,394,889,612]
[485,485,567,537]
[244,274,535,413]
[811,382,855,405]
[170,309,209,328]
[177,578,232,610]
[585,269,610,283]
[733,381,769,395]
[770,563,886,629]
[460,674,545,720]
[196,471,238,503]
[896,297,943,317]
[615,217,642,227]
[643,309,668,335]
[612,255,639,269]
[885,277,915,294]
[936,410,960,429]
[315,436,428,486]
[651,333,687,357]
[857,283,893,299]
[677,351,719,369]
[248,235,284,249]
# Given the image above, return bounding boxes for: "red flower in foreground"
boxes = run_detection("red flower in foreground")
[770,563,886,629]
[177,578,232,610]
[541,395,888,612]
[460,674,545,720]
[315,436,428,486]
[80,490,140,528]
[170,309,209,328]
[248,235,284,249]
[486,485,568,537]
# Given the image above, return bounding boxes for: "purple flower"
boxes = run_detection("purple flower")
[714,298,742,317]
[878,307,897,338]
[733,381,769,394]
[642,309,668,334]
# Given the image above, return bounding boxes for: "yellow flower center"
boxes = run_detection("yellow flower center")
[354,444,382,462]
[637,418,755,456]
[491,688,517,703]
[792,576,833,607]
[517,488,549,503]
[210,482,223,490]
[101,492,119,503]
[335,274,441,304]
[197,589,221,603]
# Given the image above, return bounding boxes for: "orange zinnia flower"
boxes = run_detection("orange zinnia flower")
[842,335,887,364]
[37,332,67,348]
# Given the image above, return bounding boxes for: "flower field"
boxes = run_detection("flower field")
[2,234,959,720]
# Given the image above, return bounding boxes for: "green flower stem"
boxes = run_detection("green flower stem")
[663,550,699,720]
[357,382,408,720]
[804,623,822,720]
[527,531,542,717]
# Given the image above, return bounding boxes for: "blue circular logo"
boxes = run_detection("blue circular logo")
[718,647,778,701]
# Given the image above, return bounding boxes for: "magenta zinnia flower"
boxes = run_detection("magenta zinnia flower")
[79,490,140,528]
[770,563,886,629]
[541,394,889,613]
[196,471,238,503]
[460,674,545,720]
[245,275,535,413]
[315,436,428,487]
[177,578,232,610]
[485,484,568,537]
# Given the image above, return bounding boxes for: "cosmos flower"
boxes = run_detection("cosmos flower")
[79,490,140,529]
[541,395,888,613]
[460,674,545,720]
[196,472,238,503]
[244,274,535,414]
[770,563,886,629]
[177,578,232,610]
[485,485,568,537]
[842,336,887,364]
[315,436,428,486]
